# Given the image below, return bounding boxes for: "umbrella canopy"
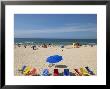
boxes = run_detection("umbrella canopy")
[46,55,63,63]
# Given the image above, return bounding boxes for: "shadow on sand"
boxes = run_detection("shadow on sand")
[55,65,68,68]
[59,72,76,76]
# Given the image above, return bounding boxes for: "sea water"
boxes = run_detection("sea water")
[14,38,97,45]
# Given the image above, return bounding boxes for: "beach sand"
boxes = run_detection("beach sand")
[14,45,97,76]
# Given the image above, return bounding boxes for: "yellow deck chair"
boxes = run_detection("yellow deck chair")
[80,67,90,76]
[23,66,31,75]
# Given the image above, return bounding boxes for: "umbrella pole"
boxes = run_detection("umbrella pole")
[48,63,55,67]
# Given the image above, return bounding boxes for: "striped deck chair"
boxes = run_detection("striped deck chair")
[74,69,82,76]
[80,67,90,76]
[74,71,79,76]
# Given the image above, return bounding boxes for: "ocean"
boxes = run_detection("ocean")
[14,38,97,45]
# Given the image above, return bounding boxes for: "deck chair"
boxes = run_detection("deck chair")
[42,69,49,76]
[64,69,70,76]
[29,68,37,76]
[23,66,31,75]
[80,67,89,76]
[18,65,26,71]
[85,66,95,75]
[18,65,27,75]
[74,69,82,76]
[22,65,27,70]
[54,69,59,76]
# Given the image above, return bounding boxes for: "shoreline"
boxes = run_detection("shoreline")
[14,38,97,46]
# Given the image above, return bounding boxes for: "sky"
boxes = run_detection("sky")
[14,14,97,39]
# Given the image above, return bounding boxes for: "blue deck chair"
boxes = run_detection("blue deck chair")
[64,69,70,76]
[42,69,49,76]
[22,65,27,71]
[18,65,26,71]
[18,65,27,74]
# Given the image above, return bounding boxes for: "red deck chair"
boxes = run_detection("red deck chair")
[54,69,59,76]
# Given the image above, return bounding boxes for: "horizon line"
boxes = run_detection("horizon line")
[14,38,97,39]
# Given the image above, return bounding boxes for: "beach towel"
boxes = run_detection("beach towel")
[85,66,95,75]
[64,69,70,76]
[42,69,49,76]
[23,66,31,75]
[74,69,82,76]
[80,67,89,76]
[54,69,59,76]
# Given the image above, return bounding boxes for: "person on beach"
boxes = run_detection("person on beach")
[32,45,36,50]
[42,44,47,48]
[24,45,26,48]
[48,43,51,47]
[18,44,21,47]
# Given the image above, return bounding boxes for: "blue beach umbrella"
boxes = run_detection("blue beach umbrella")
[46,55,63,63]
[46,55,63,67]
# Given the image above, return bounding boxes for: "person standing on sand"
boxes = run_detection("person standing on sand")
[24,45,26,48]
[32,45,36,50]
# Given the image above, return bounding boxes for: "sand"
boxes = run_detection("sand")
[14,45,97,76]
